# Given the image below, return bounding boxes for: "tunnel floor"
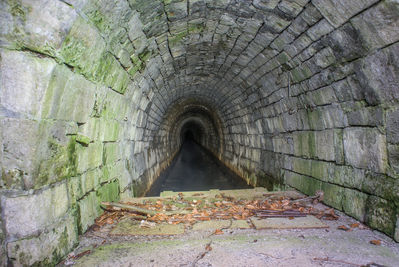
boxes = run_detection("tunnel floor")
[145,139,252,196]
[60,189,399,267]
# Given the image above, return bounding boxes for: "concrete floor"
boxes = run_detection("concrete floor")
[146,139,252,196]
[60,190,399,267]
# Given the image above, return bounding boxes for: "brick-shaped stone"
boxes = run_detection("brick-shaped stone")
[343,127,388,173]
[1,182,69,238]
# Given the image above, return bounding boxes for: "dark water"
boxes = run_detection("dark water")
[146,139,253,196]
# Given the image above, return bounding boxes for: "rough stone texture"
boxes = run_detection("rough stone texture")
[0,50,56,118]
[343,128,388,173]
[0,0,399,264]
[7,212,78,266]
[1,182,69,238]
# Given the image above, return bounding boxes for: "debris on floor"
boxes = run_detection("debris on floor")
[58,188,399,267]
[98,188,333,236]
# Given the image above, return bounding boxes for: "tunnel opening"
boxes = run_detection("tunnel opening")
[146,116,253,196]
[183,130,194,142]
[180,120,204,145]
[145,139,253,197]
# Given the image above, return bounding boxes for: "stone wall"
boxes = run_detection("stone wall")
[0,0,398,265]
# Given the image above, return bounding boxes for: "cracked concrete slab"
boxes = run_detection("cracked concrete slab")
[110,219,185,236]
[251,215,328,230]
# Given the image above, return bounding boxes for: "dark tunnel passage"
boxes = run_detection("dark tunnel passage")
[146,120,252,196]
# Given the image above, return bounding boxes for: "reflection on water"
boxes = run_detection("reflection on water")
[146,139,252,196]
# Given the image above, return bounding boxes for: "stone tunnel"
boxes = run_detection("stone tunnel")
[0,0,399,265]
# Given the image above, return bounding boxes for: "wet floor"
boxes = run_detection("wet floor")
[146,139,252,196]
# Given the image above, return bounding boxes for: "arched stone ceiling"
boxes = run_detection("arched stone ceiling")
[1,2,399,264]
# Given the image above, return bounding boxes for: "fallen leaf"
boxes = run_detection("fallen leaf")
[350,223,359,228]
[370,240,381,246]
[214,229,223,235]
[71,250,91,259]
[205,243,212,251]
[337,225,350,231]
[288,216,294,220]
[105,218,114,224]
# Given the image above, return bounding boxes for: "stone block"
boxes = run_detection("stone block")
[103,142,121,165]
[331,78,354,102]
[40,65,96,123]
[324,23,368,63]
[278,0,305,18]
[312,0,378,28]
[165,2,188,21]
[1,118,39,189]
[0,0,77,55]
[361,172,399,207]
[307,19,334,41]
[96,180,120,204]
[75,142,103,174]
[355,43,399,105]
[351,0,399,50]
[388,144,399,177]
[387,108,399,144]
[272,135,294,154]
[1,182,69,238]
[321,182,343,210]
[100,52,130,94]
[119,167,133,197]
[331,165,364,189]
[285,171,321,196]
[79,117,121,142]
[292,157,329,182]
[34,121,78,188]
[306,86,337,106]
[342,188,368,221]
[60,16,106,80]
[81,168,101,195]
[365,196,396,237]
[253,0,280,10]
[0,119,73,189]
[293,130,343,163]
[76,134,91,146]
[7,211,77,266]
[316,129,343,163]
[0,50,56,118]
[77,191,98,234]
[347,106,384,127]
[101,90,129,121]
[102,161,126,184]
[343,127,388,173]
[68,176,83,204]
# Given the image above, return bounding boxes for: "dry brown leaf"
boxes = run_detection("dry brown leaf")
[337,225,350,231]
[214,229,223,235]
[71,250,91,259]
[105,218,114,224]
[350,223,360,228]
[205,243,212,251]
[370,240,381,246]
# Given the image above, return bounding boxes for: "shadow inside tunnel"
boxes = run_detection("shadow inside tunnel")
[145,137,253,197]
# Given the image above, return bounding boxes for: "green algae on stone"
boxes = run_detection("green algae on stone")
[366,195,397,236]
[35,133,77,189]
[76,134,91,146]
[96,180,120,204]
[168,30,189,47]
[342,188,368,221]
